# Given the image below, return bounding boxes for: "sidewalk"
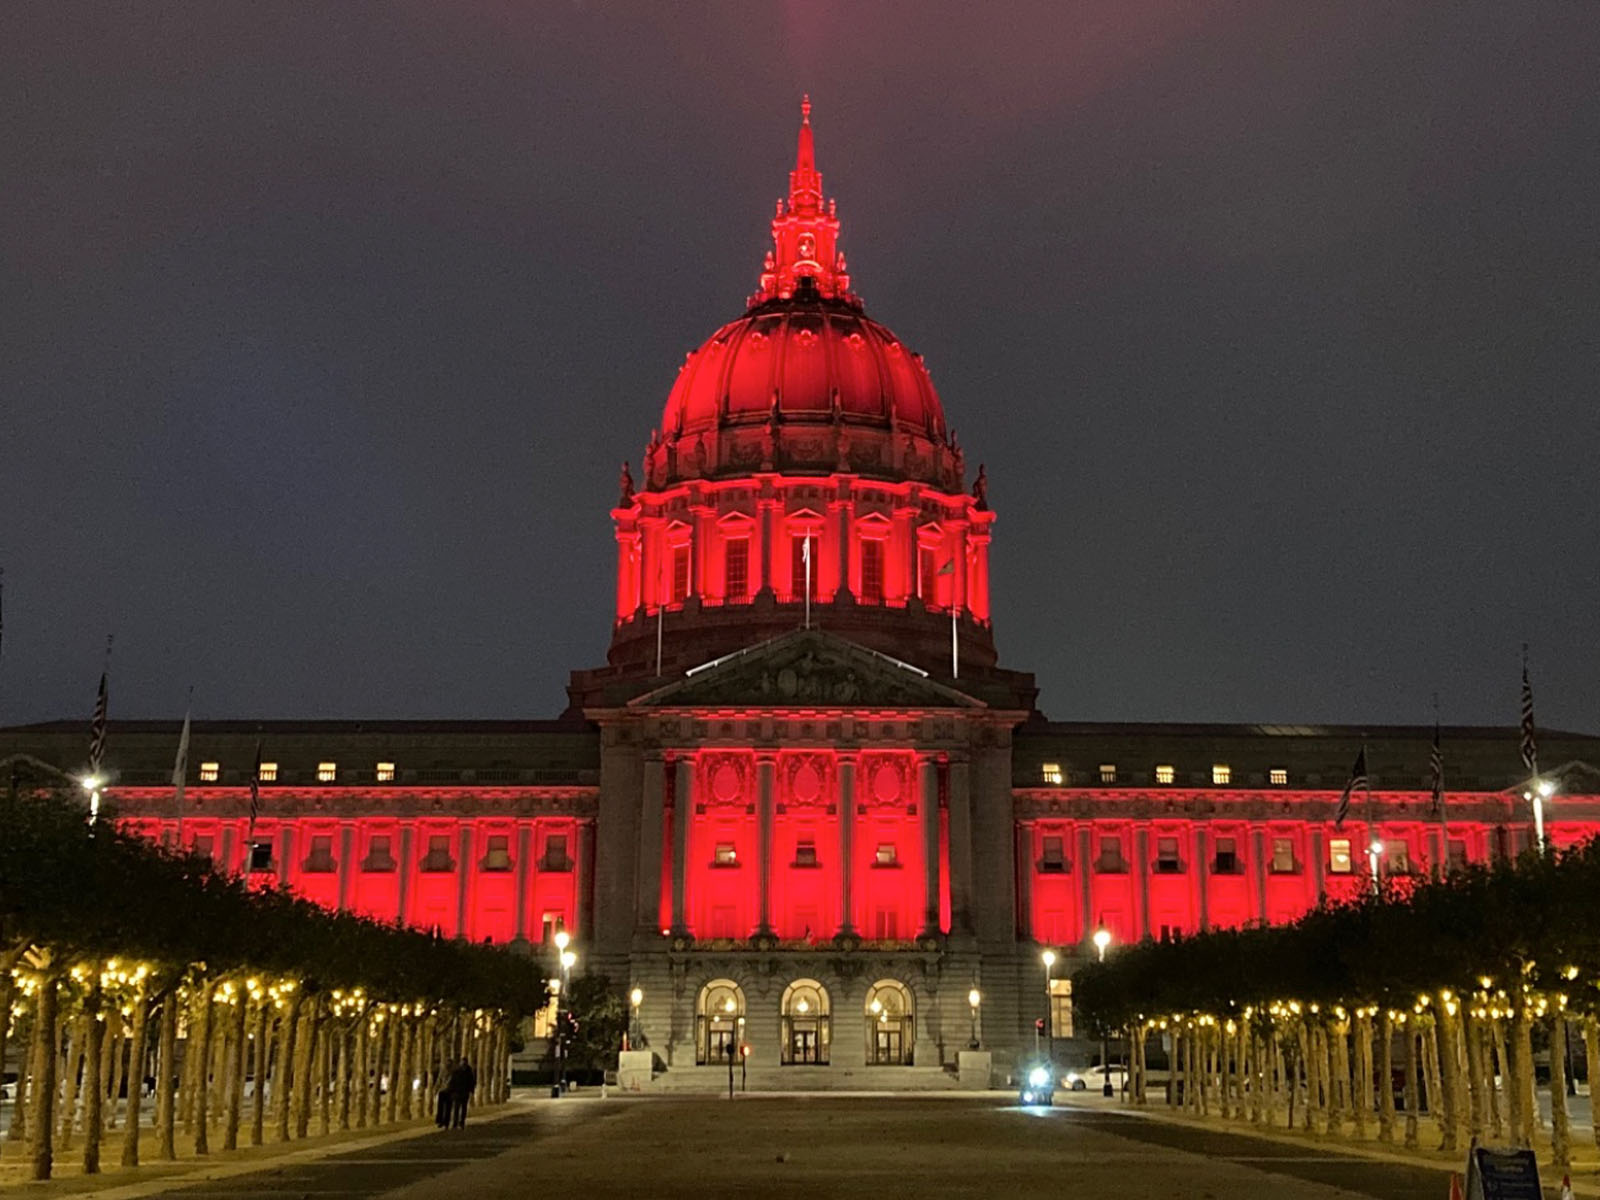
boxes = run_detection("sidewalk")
[0,1096,535,1200]
[1061,1091,1600,1196]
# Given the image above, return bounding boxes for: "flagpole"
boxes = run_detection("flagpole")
[1362,736,1380,895]
[1431,693,1448,878]
[86,633,113,827]
[950,607,958,679]
[803,534,812,630]
[1522,643,1545,853]
[173,687,193,843]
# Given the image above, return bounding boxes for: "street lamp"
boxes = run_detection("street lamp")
[1041,949,1056,1063]
[80,774,104,826]
[551,933,575,1098]
[629,985,643,1050]
[967,987,981,1049]
[1093,926,1114,1095]
[1535,779,1555,853]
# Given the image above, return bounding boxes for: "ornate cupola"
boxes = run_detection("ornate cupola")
[568,100,1034,713]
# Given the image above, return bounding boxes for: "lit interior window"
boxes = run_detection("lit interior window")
[199,761,220,782]
[258,762,278,783]
[1041,762,1063,785]
[376,761,396,782]
[1098,764,1116,784]
[317,761,337,782]
[1329,838,1353,874]
[875,843,898,865]
[1212,764,1231,785]
[1155,764,1175,785]
[714,843,738,866]
[1269,768,1288,786]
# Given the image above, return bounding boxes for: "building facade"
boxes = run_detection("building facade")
[6,101,1598,1086]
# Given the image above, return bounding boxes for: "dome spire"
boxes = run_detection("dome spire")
[751,96,858,309]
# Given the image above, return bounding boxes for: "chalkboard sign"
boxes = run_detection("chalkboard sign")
[1465,1146,1542,1200]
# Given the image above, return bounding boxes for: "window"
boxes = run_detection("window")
[376,761,396,783]
[317,761,337,782]
[258,762,278,783]
[540,913,564,944]
[1040,836,1066,872]
[1271,837,1297,874]
[859,537,885,604]
[873,909,899,940]
[918,546,939,606]
[1447,839,1468,872]
[1098,764,1117,784]
[1269,767,1288,786]
[1049,978,1074,1039]
[248,841,273,872]
[724,538,750,600]
[304,835,336,873]
[1155,836,1182,874]
[1155,764,1175,785]
[199,761,220,783]
[420,834,455,872]
[192,835,214,863]
[1096,836,1126,873]
[793,839,818,867]
[790,533,819,600]
[1040,762,1063,786]
[1212,764,1231,785]
[481,834,513,872]
[670,544,691,604]
[542,834,572,871]
[1328,838,1353,874]
[362,835,396,873]
[713,842,739,867]
[874,842,898,866]
[1384,839,1411,874]
[1214,837,1240,874]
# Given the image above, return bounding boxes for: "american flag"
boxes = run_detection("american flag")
[1520,659,1538,776]
[248,738,263,832]
[1428,722,1444,818]
[89,670,109,777]
[1334,746,1368,828]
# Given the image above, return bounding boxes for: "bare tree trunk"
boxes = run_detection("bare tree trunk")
[292,999,320,1139]
[384,1013,402,1124]
[105,1017,125,1133]
[275,990,302,1142]
[1510,1005,1535,1149]
[1422,1018,1444,1146]
[1403,1023,1420,1150]
[1549,1014,1571,1170]
[1436,1000,1463,1153]
[155,990,178,1160]
[81,982,105,1174]
[337,1020,353,1130]
[119,979,151,1168]
[1377,1009,1396,1143]
[1585,1019,1600,1158]
[223,990,247,1150]
[58,1014,85,1151]
[0,971,14,1160]
[1490,1014,1508,1141]
[250,1003,269,1146]
[1352,1013,1373,1139]
[28,972,59,1181]
[1326,1022,1346,1136]
[192,981,216,1155]
[8,1003,28,1151]
[398,1016,415,1121]
[318,1017,333,1136]
[355,1015,371,1129]
[1462,1006,1487,1144]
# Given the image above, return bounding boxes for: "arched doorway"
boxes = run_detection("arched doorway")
[696,979,746,1065]
[781,979,831,1065]
[865,979,914,1065]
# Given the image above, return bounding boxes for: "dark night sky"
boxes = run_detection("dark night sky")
[3,3,1597,730]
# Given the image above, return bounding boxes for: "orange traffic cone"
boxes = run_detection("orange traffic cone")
[1447,1171,1464,1200]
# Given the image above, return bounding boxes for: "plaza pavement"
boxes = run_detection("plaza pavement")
[14,1090,1576,1200]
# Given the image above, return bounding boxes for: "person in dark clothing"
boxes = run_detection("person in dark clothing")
[446,1059,477,1128]
[435,1060,457,1127]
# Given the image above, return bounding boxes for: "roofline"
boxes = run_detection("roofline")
[1018,721,1600,740]
[0,718,592,736]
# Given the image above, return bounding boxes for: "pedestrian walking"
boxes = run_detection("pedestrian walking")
[435,1060,456,1128]
[447,1059,476,1128]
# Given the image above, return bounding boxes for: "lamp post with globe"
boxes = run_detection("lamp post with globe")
[1093,926,1114,1095]
[629,985,643,1050]
[967,987,981,1049]
[551,930,575,1097]
[1041,948,1057,1063]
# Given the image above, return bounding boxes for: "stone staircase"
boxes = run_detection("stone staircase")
[638,1063,962,1094]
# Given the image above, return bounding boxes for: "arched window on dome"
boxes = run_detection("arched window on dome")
[916,524,947,611]
[859,533,886,605]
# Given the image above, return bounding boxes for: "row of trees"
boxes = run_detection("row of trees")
[1,785,544,1181]
[1075,837,1600,1170]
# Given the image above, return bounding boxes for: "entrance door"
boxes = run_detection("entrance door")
[790,1027,820,1064]
[874,1027,903,1064]
[707,1016,737,1063]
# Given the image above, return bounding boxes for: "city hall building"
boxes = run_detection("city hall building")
[7,102,1598,1087]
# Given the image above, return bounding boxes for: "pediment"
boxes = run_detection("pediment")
[630,630,984,710]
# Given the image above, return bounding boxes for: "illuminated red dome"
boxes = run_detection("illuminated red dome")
[643,97,960,493]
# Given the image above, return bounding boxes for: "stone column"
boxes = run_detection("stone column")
[837,755,857,936]
[947,756,975,936]
[636,754,666,936]
[757,755,776,936]
[832,489,852,600]
[1135,828,1151,940]
[1194,828,1209,931]
[1312,829,1327,903]
[672,758,692,934]
[1252,827,1269,922]
[456,825,474,938]
[513,823,533,942]
[396,823,414,924]
[278,825,293,887]
[921,758,941,937]
[577,819,596,940]
[758,492,777,596]
[337,823,355,912]
[1014,823,1033,941]
[1077,827,1093,943]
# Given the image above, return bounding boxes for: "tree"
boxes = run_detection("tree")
[561,975,627,1072]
